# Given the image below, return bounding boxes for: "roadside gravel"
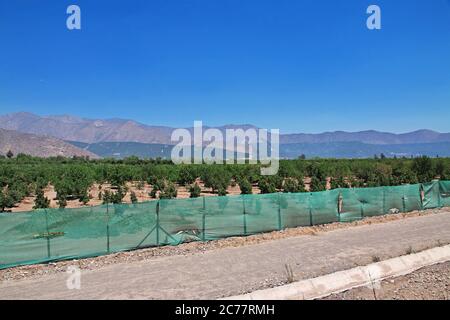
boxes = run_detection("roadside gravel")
[323,261,450,300]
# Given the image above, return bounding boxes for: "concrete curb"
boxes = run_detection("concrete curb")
[222,244,450,300]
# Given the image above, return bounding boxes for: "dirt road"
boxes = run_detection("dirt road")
[1,210,450,299]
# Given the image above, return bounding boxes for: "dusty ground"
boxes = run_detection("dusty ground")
[1,207,447,282]
[10,180,262,213]
[1,209,450,299]
[323,261,450,300]
[9,176,334,213]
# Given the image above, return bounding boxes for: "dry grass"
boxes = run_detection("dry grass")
[284,263,295,283]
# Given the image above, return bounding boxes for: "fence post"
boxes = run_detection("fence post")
[419,184,424,211]
[202,197,206,241]
[402,195,406,213]
[382,187,387,214]
[277,193,282,230]
[243,196,247,235]
[106,203,110,254]
[438,181,442,208]
[44,209,51,259]
[156,201,160,245]
[337,191,342,223]
[309,193,313,226]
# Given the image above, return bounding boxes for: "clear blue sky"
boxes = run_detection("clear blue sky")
[1,0,450,133]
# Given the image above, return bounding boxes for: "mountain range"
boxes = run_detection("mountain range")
[1,112,449,159]
[0,128,98,158]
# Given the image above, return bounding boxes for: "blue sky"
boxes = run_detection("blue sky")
[1,0,450,133]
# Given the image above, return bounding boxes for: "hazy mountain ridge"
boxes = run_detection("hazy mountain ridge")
[280,130,450,145]
[2,112,449,145]
[0,128,99,158]
[67,140,450,160]
[280,141,450,159]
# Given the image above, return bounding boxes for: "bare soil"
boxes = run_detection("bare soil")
[10,179,262,213]
[322,261,450,300]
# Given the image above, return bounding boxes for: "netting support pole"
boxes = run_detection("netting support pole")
[419,184,424,211]
[277,193,282,231]
[309,193,313,226]
[337,192,342,223]
[243,197,247,236]
[438,183,442,208]
[202,197,206,241]
[106,203,110,254]
[44,209,51,259]
[360,203,364,219]
[402,195,406,213]
[382,187,387,214]
[135,200,177,248]
[156,201,160,246]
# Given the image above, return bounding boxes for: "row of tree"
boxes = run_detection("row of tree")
[1,155,449,211]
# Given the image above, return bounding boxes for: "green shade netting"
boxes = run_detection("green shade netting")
[423,181,440,209]
[439,180,450,207]
[0,181,448,269]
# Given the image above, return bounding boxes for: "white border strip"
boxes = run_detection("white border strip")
[222,244,450,300]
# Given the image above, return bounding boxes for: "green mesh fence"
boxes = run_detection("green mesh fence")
[0,181,448,269]
[423,181,440,209]
[339,184,422,223]
[439,181,450,207]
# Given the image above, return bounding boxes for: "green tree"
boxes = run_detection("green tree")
[283,178,304,193]
[130,191,138,204]
[102,190,111,204]
[0,190,15,212]
[412,156,433,182]
[202,167,231,194]
[102,187,126,204]
[330,176,348,189]
[435,160,445,178]
[159,182,178,199]
[177,166,197,186]
[57,194,67,208]
[258,177,277,194]
[111,186,126,204]
[33,188,50,209]
[217,186,227,196]
[238,178,253,195]
[189,183,202,198]
[309,176,326,192]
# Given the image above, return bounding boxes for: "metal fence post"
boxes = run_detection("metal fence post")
[419,184,424,211]
[438,181,442,208]
[402,195,406,213]
[309,193,313,226]
[277,193,282,231]
[44,209,51,258]
[156,201,160,245]
[243,196,247,235]
[106,203,110,254]
[202,197,206,241]
[337,191,342,223]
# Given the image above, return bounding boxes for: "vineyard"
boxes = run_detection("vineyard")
[1,154,450,213]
